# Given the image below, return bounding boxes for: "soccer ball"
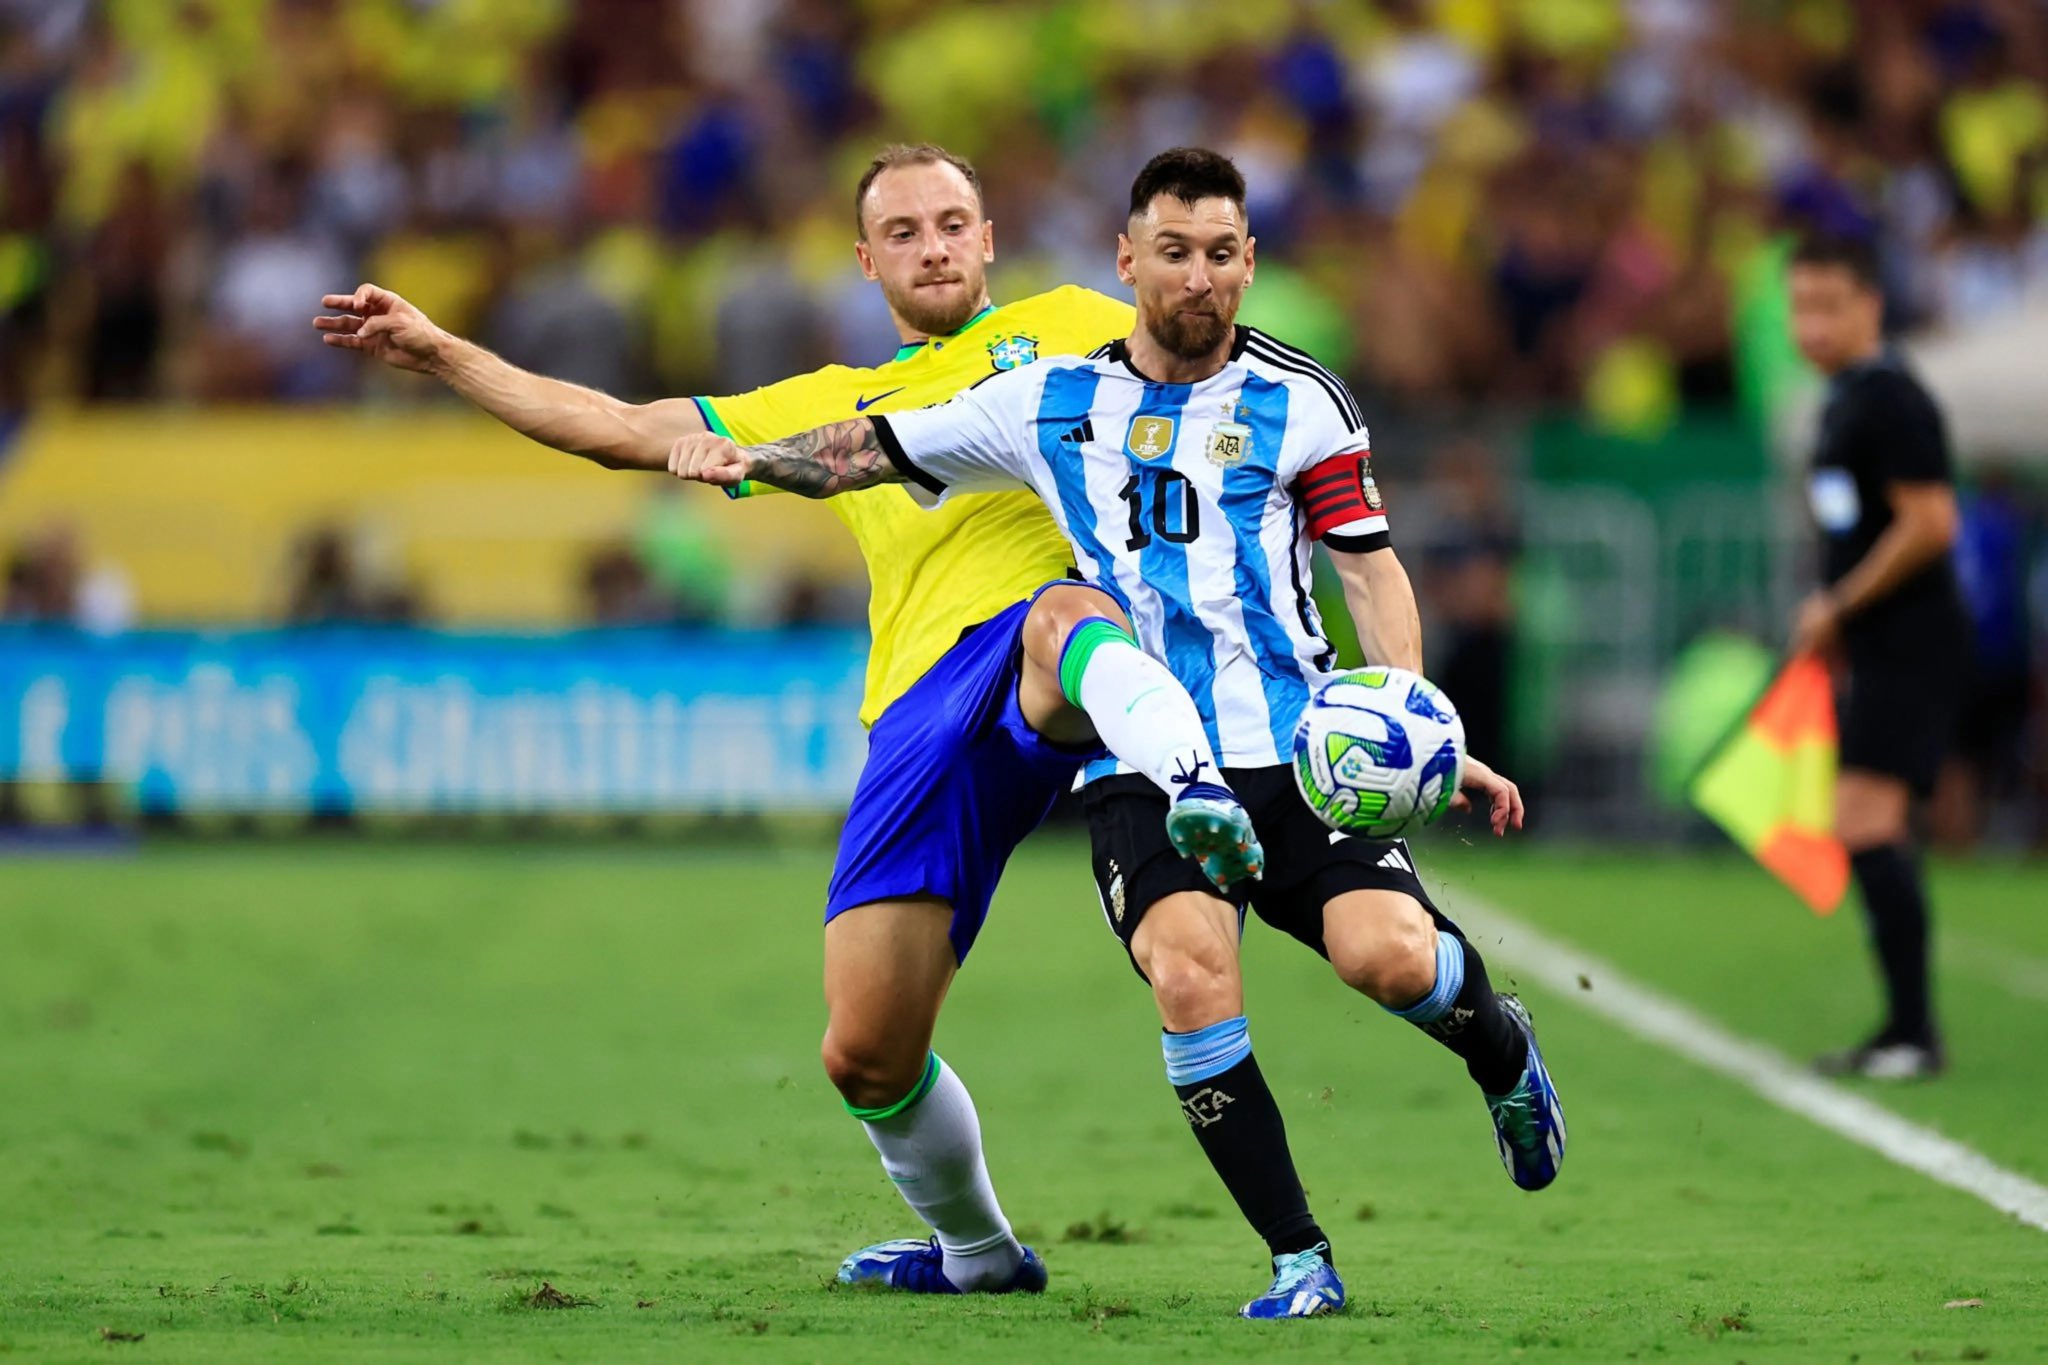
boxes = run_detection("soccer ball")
[1292,667,1466,839]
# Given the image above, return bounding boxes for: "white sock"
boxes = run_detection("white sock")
[1065,622,1222,799]
[862,1056,1023,1290]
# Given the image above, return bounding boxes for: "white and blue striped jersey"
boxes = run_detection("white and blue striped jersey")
[872,325,1390,774]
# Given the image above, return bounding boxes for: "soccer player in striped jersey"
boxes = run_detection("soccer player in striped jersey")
[668,147,1566,1320]
[314,143,1236,1299]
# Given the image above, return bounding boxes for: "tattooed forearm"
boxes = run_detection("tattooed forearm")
[744,419,903,498]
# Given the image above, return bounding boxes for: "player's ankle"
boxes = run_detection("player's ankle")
[940,1234,1024,1290]
[1172,778,1238,804]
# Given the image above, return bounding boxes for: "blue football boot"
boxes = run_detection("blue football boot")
[1239,1242,1344,1319]
[1166,782,1265,892]
[836,1237,1047,1294]
[1485,994,1567,1191]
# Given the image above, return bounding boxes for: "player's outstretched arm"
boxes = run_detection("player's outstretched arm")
[313,283,702,472]
[667,421,907,499]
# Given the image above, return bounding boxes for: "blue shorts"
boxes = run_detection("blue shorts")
[826,584,1101,963]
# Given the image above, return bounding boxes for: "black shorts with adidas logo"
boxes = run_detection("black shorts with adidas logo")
[1080,763,1457,980]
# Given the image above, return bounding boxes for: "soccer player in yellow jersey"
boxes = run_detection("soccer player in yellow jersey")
[314,144,1249,1296]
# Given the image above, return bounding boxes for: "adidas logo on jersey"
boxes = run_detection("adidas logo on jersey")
[1061,418,1094,446]
[1377,845,1412,873]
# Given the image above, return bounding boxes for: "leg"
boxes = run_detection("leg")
[1130,891,1337,1315]
[1081,774,1337,1315]
[821,897,956,1110]
[1322,888,1527,1095]
[1836,767,1939,1052]
[1927,756,1980,853]
[823,898,1029,1291]
[1822,659,1952,1075]
[1015,582,1122,747]
[817,590,1092,1293]
[1023,584,1262,888]
[1130,889,1246,1032]
[1322,885,1564,1190]
[1221,764,1564,1193]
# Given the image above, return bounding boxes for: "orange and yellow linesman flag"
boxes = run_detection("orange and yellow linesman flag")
[1688,654,1849,915]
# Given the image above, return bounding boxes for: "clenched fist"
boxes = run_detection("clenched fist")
[668,433,751,487]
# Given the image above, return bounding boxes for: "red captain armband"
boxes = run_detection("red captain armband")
[1297,451,1390,551]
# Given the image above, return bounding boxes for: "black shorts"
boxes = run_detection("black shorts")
[1080,764,1456,979]
[1838,655,1963,797]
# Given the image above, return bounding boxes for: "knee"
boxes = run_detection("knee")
[1836,808,1904,851]
[820,1028,925,1112]
[1835,782,1907,851]
[1330,908,1439,1007]
[1143,937,1239,1030]
[1029,587,1129,661]
[1021,597,1070,670]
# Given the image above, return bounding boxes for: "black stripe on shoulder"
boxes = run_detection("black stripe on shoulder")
[1085,341,1116,360]
[1245,334,1363,430]
[1245,332,1364,431]
[869,415,947,495]
[1247,326,1352,388]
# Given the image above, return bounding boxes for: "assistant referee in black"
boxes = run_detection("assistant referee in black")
[1786,235,1969,1080]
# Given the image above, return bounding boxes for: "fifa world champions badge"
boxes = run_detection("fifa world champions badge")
[1125,415,1176,461]
[986,333,1039,371]
[1360,456,1384,511]
[1206,421,1251,467]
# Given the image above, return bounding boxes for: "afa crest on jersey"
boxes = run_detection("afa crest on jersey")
[986,333,1039,371]
[1206,421,1251,467]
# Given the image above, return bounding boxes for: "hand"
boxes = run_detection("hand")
[313,284,446,374]
[1790,590,1843,660]
[667,432,750,488]
[1449,754,1524,837]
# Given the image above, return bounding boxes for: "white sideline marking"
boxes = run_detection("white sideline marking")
[1443,892,2048,1233]
[1944,933,2048,1005]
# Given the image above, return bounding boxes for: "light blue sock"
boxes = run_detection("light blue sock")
[1163,1015,1253,1085]
[1385,932,1464,1024]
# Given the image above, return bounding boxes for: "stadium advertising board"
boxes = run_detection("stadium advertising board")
[0,628,868,814]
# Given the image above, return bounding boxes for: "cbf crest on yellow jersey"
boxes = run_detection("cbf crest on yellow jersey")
[694,285,1134,726]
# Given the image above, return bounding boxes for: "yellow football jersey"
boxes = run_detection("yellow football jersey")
[697,285,1134,726]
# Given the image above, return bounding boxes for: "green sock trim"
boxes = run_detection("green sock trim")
[1058,618,1139,707]
[845,1051,941,1123]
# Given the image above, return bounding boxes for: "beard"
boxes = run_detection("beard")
[883,272,983,338]
[1146,303,1234,359]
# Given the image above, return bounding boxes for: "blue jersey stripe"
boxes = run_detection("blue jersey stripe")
[1124,381,1222,760]
[1041,365,1134,789]
[1034,366,1129,615]
[1221,373,1311,760]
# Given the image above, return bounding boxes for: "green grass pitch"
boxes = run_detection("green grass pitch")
[2,835,2045,1362]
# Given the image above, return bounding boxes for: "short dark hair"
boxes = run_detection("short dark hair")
[1791,232,1882,292]
[1127,147,1247,221]
[854,143,984,237]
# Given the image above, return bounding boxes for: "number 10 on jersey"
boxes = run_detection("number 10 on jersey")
[1120,469,1201,550]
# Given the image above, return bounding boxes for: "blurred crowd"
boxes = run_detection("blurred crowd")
[0,0,2044,419]
[4,0,2048,839]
